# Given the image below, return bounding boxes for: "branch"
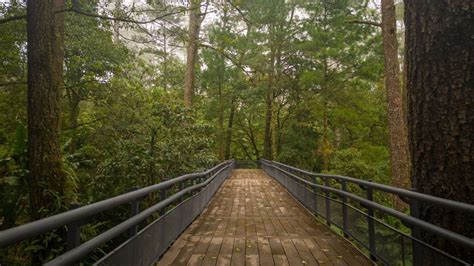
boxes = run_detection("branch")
[226,0,251,26]
[0,14,26,24]
[63,117,106,131]
[200,43,253,77]
[0,81,27,88]
[346,19,381,27]
[0,7,188,25]
[68,7,187,24]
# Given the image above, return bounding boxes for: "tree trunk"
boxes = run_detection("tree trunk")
[224,98,235,160]
[263,86,273,160]
[183,0,201,107]
[405,0,473,262]
[321,102,330,172]
[264,46,275,160]
[381,0,410,207]
[27,0,65,219]
[67,88,80,154]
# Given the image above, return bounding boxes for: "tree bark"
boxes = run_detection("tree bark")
[263,84,273,160]
[264,45,276,160]
[405,0,473,262]
[27,0,65,219]
[183,0,201,107]
[67,88,80,154]
[224,98,235,160]
[381,0,410,193]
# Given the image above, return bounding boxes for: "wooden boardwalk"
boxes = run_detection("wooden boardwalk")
[158,169,371,266]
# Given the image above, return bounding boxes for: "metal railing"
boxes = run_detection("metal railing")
[0,160,235,265]
[260,159,474,266]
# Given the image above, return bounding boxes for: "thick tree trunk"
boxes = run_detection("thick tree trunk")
[183,0,201,107]
[381,0,410,201]
[405,0,473,262]
[27,0,65,219]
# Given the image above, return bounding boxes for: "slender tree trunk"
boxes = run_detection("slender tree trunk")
[264,47,275,160]
[381,0,410,211]
[217,82,225,160]
[405,0,473,262]
[381,0,410,188]
[321,102,330,172]
[68,89,80,154]
[224,98,235,160]
[112,0,122,43]
[263,86,273,160]
[27,0,65,219]
[246,116,260,160]
[183,0,201,107]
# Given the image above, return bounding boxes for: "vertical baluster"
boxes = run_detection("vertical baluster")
[180,180,185,203]
[341,180,349,238]
[367,180,376,261]
[313,176,318,217]
[410,188,422,266]
[159,187,166,215]
[128,186,140,237]
[67,203,82,251]
[325,177,331,226]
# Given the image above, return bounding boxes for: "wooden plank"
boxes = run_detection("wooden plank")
[292,238,318,265]
[170,236,201,266]
[236,217,246,236]
[245,236,258,255]
[268,237,285,256]
[280,238,304,266]
[216,237,234,266]
[187,254,203,266]
[303,238,330,264]
[202,237,223,266]
[194,236,212,254]
[245,216,256,236]
[257,237,275,266]
[246,255,259,266]
[157,238,187,265]
[273,255,290,266]
[231,237,246,266]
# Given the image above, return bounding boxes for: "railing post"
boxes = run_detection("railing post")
[341,180,349,238]
[67,203,82,251]
[128,186,140,237]
[367,180,377,261]
[325,177,331,226]
[313,176,318,217]
[410,188,422,266]
[159,187,166,215]
[180,181,185,203]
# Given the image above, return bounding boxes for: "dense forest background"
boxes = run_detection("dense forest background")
[3,0,472,263]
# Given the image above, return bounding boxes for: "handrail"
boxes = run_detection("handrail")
[45,164,231,265]
[264,160,474,213]
[0,160,232,248]
[262,161,474,249]
[260,160,473,265]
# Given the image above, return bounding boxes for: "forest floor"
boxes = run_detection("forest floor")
[158,169,371,265]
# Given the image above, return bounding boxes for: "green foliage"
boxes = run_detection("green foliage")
[0,0,400,263]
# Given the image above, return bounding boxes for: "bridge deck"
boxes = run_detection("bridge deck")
[158,169,370,265]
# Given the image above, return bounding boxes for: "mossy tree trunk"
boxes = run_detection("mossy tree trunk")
[27,0,65,219]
